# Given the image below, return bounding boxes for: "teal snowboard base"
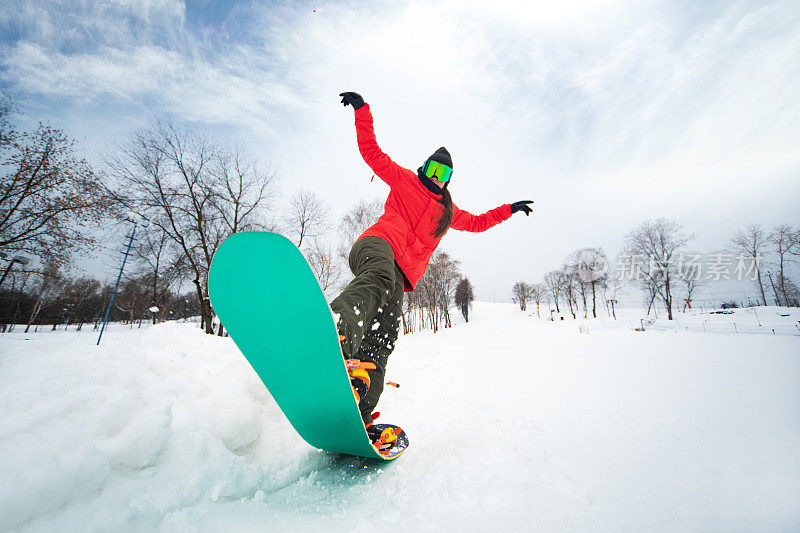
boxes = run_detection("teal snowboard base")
[208,232,407,460]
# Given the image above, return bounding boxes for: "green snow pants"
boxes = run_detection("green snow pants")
[330,236,405,424]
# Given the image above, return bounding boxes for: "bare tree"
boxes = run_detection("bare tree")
[642,272,664,317]
[575,270,589,319]
[335,197,384,293]
[602,274,624,319]
[675,259,705,312]
[338,197,383,258]
[769,223,797,306]
[730,224,769,306]
[531,283,544,317]
[283,189,330,249]
[439,252,462,329]
[512,281,533,311]
[573,247,609,319]
[0,101,114,268]
[24,264,61,332]
[543,270,562,314]
[213,147,277,234]
[624,218,694,320]
[61,277,103,331]
[775,274,799,307]
[107,119,275,334]
[790,225,800,258]
[113,276,150,327]
[0,96,12,135]
[0,265,35,331]
[45,274,103,331]
[416,251,461,333]
[131,224,185,324]
[305,240,342,296]
[402,291,419,334]
[108,120,216,333]
[454,277,474,322]
[542,288,553,316]
[559,266,578,319]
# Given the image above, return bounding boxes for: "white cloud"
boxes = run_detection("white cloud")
[2,0,798,298]
[0,0,187,50]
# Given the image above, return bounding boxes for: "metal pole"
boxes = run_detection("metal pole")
[766,271,781,306]
[0,261,15,288]
[97,222,137,345]
[0,256,29,289]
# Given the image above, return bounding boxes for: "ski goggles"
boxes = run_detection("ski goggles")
[422,160,453,183]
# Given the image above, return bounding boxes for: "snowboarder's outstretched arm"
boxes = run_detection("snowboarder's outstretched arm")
[451,200,534,232]
[451,204,512,232]
[340,92,403,187]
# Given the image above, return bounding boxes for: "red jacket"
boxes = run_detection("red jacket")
[353,104,512,292]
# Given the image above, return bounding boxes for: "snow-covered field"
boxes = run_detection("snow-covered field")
[576,305,800,336]
[1,303,799,532]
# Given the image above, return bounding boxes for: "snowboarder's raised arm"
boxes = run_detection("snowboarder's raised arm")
[340,92,402,187]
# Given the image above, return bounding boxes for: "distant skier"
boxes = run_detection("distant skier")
[333,91,533,440]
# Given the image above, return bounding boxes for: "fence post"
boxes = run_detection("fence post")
[733,322,737,333]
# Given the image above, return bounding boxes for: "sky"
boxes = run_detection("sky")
[1,0,799,304]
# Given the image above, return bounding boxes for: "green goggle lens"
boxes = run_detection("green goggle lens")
[423,160,453,183]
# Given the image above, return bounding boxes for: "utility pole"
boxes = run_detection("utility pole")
[97,214,140,345]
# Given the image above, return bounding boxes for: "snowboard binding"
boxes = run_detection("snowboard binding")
[339,332,377,404]
[345,358,376,403]
[366,423,408,457]
[366,413,408,458]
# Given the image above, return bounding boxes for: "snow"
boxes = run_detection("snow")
[1,304,799,531]
[574,305,800,336]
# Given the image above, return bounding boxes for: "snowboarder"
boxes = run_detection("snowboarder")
[333,91,533,442]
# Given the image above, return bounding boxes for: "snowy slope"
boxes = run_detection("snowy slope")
[1,303,799,532]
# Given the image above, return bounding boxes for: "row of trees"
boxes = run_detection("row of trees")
[730,223,800,308]
[402,252,465,334]
[0,97,476,335]
[0,269,200,333]
[513,218,800,320]
[512,247,622,320]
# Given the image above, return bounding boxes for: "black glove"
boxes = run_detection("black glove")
[510,200,534,216]
[339,92,365,110]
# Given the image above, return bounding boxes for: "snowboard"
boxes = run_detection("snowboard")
[208,231,408,460]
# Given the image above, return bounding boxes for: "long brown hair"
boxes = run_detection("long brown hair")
[432,184,453,238]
